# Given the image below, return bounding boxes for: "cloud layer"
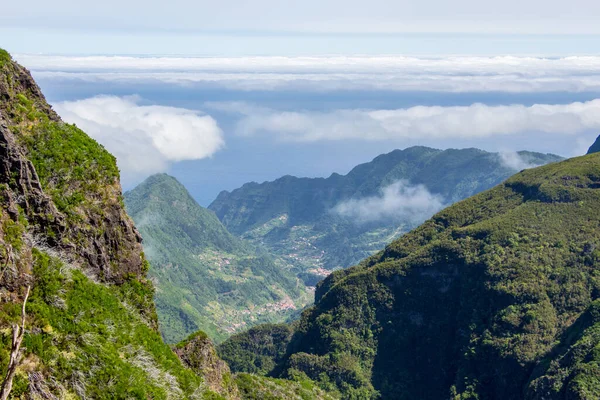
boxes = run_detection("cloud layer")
[18,54,600,93]
[220,100,600,142]
[54,96,224,185]
[334,180,445,224]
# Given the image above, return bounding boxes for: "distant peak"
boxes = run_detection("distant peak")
[587,135,600,155]
[143,173,181,185]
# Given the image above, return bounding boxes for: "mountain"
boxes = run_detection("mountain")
[124,174,311,343]
[0,48,219,398]
[0,48,335,399]
[587,135,600,154]
[220,151,600,399]
[209,147,563,284]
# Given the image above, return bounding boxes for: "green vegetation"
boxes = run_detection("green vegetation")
[235,373,339,400]
[209,147,562,278]
[0,249,214,398]
[221,153,600,399]
[6,86,118,217]
[0,48,11,67]
[124,174,311,343]
[218,324,294,375]
[18,120,119,215]
[220,154,600,400]
[527,299,600,399]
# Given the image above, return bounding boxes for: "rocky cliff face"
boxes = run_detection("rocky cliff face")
[0,49,337,399]
[0,51,153,316]
[0,49,219,398]
[175,331,240,399]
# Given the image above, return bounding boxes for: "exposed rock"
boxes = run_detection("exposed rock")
[175,332,240,399]
[0,115,66,243]
[0,55,154,325]
[0,55,59,123]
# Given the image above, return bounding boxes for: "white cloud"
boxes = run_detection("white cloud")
[221,100,600,142]
[498,152,542,170]
[54,95,224,185]
[333,180,445,224]
[17,55,600,93]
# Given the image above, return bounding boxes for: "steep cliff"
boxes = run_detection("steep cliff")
[0,48,337,399]
[0,49,219,398]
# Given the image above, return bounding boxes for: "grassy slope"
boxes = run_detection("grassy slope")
[220,153,600,400]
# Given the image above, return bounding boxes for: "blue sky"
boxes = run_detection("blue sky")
[3,0,600,55]
[3,1,600,205]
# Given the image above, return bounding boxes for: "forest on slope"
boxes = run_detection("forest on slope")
[126,149,561,345]
[124,174,310,344]
[209,147,562,285]
[220,149,600,400]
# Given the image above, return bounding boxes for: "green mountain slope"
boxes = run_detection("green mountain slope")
[209,148,562,283]
[222,152,600,399]
[0,48,333,400]
[0,48,221,398]
[124,174,311,343]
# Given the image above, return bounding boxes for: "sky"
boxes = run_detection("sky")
[3,0,600,206]
[3,0,600,55]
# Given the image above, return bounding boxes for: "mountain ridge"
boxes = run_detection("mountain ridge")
[218,151,600,399]
[124,173,311,343]
[209,146,563,282]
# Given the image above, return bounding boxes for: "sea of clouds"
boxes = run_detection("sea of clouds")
[17,54,600,93]
[26,54,600,190]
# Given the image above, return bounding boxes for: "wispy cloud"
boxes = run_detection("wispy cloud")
[333,180,445,224]
[18,54,600,93]
[216,100,600,142]
[54,95,224,185]
[498,151,544,170]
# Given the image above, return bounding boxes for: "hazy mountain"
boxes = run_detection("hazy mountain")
[587,135,600,154]
[124,173,311,343]
[209,147,562,284]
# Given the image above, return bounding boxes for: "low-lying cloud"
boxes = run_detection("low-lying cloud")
[54,95,224,185]
[498,151,543,170]
[334,180,445,224]
[18,54,600,93]
[222,100,600,142]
